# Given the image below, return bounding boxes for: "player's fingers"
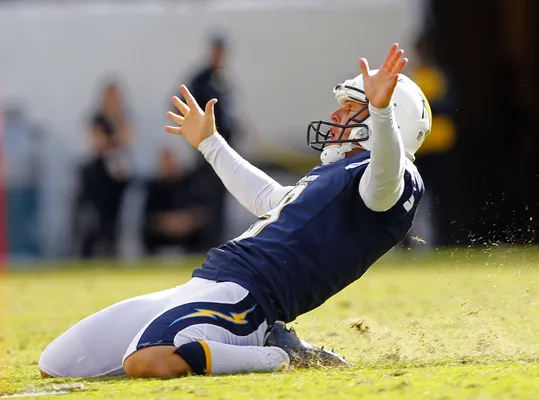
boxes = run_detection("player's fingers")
[359,58,370,76]
[387,73,399,94]
[386,49,404,74]
[204,98,218,116]
[165,125,183,135]
[381,43,399,71]
[172,96,189,116]
[394,58,408,75]
[167,111,185,125]
[180,85,202,112]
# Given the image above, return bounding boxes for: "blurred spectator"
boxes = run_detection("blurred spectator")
[142,148,208,256]
[172,32,241,249]
[408,30,458,247]
[183,33,237,145]
[73,80,134,259]
[3,105,43,259]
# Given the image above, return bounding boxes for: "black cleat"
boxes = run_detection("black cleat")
[264,321,349,368]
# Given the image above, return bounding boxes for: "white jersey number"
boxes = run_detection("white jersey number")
[234,183,308,241]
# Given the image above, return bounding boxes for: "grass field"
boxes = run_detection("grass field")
[1,246,539,399]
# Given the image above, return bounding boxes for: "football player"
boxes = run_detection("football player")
[39,43,430,378]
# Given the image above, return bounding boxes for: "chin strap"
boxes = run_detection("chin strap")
[322,146,416,165]
[320,143,363,165]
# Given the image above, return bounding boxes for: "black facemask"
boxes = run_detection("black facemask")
[306,84,370,152]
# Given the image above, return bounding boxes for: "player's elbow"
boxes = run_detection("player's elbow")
[360,180,404,212]
[361,189,401,212]
[365,187,404,212]
[364,198,396,212]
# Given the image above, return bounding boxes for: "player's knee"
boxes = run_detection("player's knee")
[38,342,63,378]
[40,369,53,379]
[124,346,190,379]
[39,330,105,378]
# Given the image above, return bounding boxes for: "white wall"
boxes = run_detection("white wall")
[0,0,424,258]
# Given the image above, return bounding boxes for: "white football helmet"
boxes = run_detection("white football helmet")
[307,71,432,164]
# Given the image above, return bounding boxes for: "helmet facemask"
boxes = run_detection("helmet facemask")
[306,105,370,151]
[307,83,372,164]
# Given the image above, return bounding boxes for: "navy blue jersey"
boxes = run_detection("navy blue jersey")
[193,151,424,323]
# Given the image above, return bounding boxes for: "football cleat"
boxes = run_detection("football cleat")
[264,321,349,368]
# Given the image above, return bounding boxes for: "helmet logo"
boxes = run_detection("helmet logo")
[417,131,425,141]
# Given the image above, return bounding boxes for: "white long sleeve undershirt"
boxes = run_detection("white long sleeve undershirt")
[198,103,407,216]
[198,134,294,216]
[358,103,406,212]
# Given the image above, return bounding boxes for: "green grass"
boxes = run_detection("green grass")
[2,246,539,399]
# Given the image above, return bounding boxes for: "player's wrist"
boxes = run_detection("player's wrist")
[368,103,393,115]
[197,132,223,154]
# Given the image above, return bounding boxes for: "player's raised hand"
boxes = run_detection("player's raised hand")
[358,43,408,109]
[165,85,218,148]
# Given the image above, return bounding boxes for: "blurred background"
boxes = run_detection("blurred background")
[0,0,537,266]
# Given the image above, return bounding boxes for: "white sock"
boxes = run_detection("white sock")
[177,340,289,375]
[205,341,290,375]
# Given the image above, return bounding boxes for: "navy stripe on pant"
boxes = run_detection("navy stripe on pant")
[136,292,265,350]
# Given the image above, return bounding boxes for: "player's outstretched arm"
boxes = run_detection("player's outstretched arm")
[166,85,293,216]
[357,44,407,212]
